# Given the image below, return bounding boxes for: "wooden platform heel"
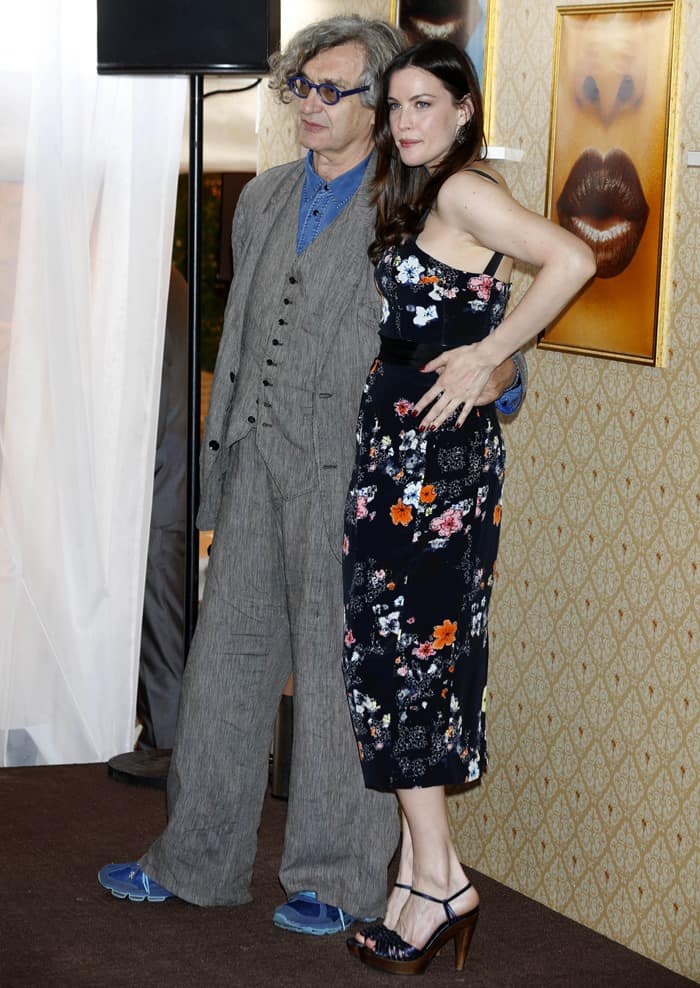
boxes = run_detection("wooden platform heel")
[356,881,479,976]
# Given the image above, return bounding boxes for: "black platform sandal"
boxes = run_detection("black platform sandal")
[346,882,412,958]
[357,881,479,975]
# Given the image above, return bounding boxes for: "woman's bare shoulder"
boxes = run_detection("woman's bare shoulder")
[440,163,511,199]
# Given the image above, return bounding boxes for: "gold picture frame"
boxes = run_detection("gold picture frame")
[390,1,496,140]
[539,1,680,365]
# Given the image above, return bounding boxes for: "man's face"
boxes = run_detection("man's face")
[295,42,375,162]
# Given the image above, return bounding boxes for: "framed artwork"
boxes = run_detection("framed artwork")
[539,2,680,365]
[390,1,495,137]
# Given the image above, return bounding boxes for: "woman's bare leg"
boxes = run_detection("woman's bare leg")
[354,803,412,944]
[366,786,479,951]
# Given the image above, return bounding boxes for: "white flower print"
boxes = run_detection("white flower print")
[376,610,401,637]
[429,284,458,302]
[475,485,489,518]
[402,480,422,508]
[396,255,425,285]
[413,305,438,327]
[467,756,480,781]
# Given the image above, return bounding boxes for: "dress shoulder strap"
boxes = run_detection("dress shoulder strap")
[483,251,504,276]
[465,167,499,185]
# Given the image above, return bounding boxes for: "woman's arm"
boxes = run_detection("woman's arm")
[413,171,596,429]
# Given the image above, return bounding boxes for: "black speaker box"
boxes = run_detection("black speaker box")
[97,0,281,75]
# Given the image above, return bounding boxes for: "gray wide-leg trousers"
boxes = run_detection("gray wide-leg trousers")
[141,434,399,915]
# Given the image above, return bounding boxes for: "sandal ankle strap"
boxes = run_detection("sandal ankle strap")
[409,881,473,921]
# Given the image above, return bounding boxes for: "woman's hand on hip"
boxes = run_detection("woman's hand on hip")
[413,342,496,431]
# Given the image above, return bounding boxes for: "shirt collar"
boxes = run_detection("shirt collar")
[303,149,372,204]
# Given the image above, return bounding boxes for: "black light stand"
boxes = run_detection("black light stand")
[107,78,203,788]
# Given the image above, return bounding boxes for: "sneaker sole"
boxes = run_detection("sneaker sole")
[109,888,170,902]
[273,915,344,936]
[273,913,373,936]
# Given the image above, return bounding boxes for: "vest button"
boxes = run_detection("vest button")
[263,379,272,387]
[247,415,256,424]
[289,276,297,284]
[208,440,220,451]
[229,371,235,382]
[272,339,280,345]
[278,318,286,325]
[266,358,276,366]
[283,298,291,305]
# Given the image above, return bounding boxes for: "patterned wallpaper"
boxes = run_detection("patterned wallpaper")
[257,1,698,979]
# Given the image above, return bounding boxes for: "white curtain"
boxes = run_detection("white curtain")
[0,3,186,765]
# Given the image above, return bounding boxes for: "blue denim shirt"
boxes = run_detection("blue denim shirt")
[296,150,372,254]
[296,150,524,414]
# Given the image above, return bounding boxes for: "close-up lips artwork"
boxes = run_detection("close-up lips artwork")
[400,0,468,43]
[556,148,649,278]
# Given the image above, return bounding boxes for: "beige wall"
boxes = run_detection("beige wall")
[259,1,698,979]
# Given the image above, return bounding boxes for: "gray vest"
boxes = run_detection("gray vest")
[226,172,359,497]
[198,156,382,558]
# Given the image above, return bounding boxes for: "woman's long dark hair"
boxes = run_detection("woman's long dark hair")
[369,40,486,263]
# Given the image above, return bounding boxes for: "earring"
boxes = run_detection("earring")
[455,125,467,145]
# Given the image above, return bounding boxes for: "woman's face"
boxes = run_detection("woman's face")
[387,66,469,171]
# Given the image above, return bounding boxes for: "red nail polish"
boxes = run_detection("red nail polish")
[411,409,419,417]
[429,425,436,432]
[418,425,425,433]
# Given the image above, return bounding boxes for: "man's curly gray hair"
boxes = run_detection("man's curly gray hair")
[268,16,405,109]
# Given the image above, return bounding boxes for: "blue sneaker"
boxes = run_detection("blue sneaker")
[98,862,174,902]
[273,890,371,936]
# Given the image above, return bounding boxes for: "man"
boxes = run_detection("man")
[99,15,525,935]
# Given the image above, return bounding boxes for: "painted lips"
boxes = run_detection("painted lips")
[407,15,464,41]
[556,148,648,279]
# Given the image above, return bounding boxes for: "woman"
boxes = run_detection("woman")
[342,41,595,975]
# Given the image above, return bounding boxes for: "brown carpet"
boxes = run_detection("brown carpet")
[0,764,692,988]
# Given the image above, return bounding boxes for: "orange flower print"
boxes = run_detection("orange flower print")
[390,498,413,526]
[387,581,396,590]
[493,504,502,526]
[433,619,458,650]
[420,275,440,284]
[419,484,437,504]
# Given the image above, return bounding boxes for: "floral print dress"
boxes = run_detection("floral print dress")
[342,239,511,791]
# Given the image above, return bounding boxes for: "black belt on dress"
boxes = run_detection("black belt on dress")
[378,335,456,369]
